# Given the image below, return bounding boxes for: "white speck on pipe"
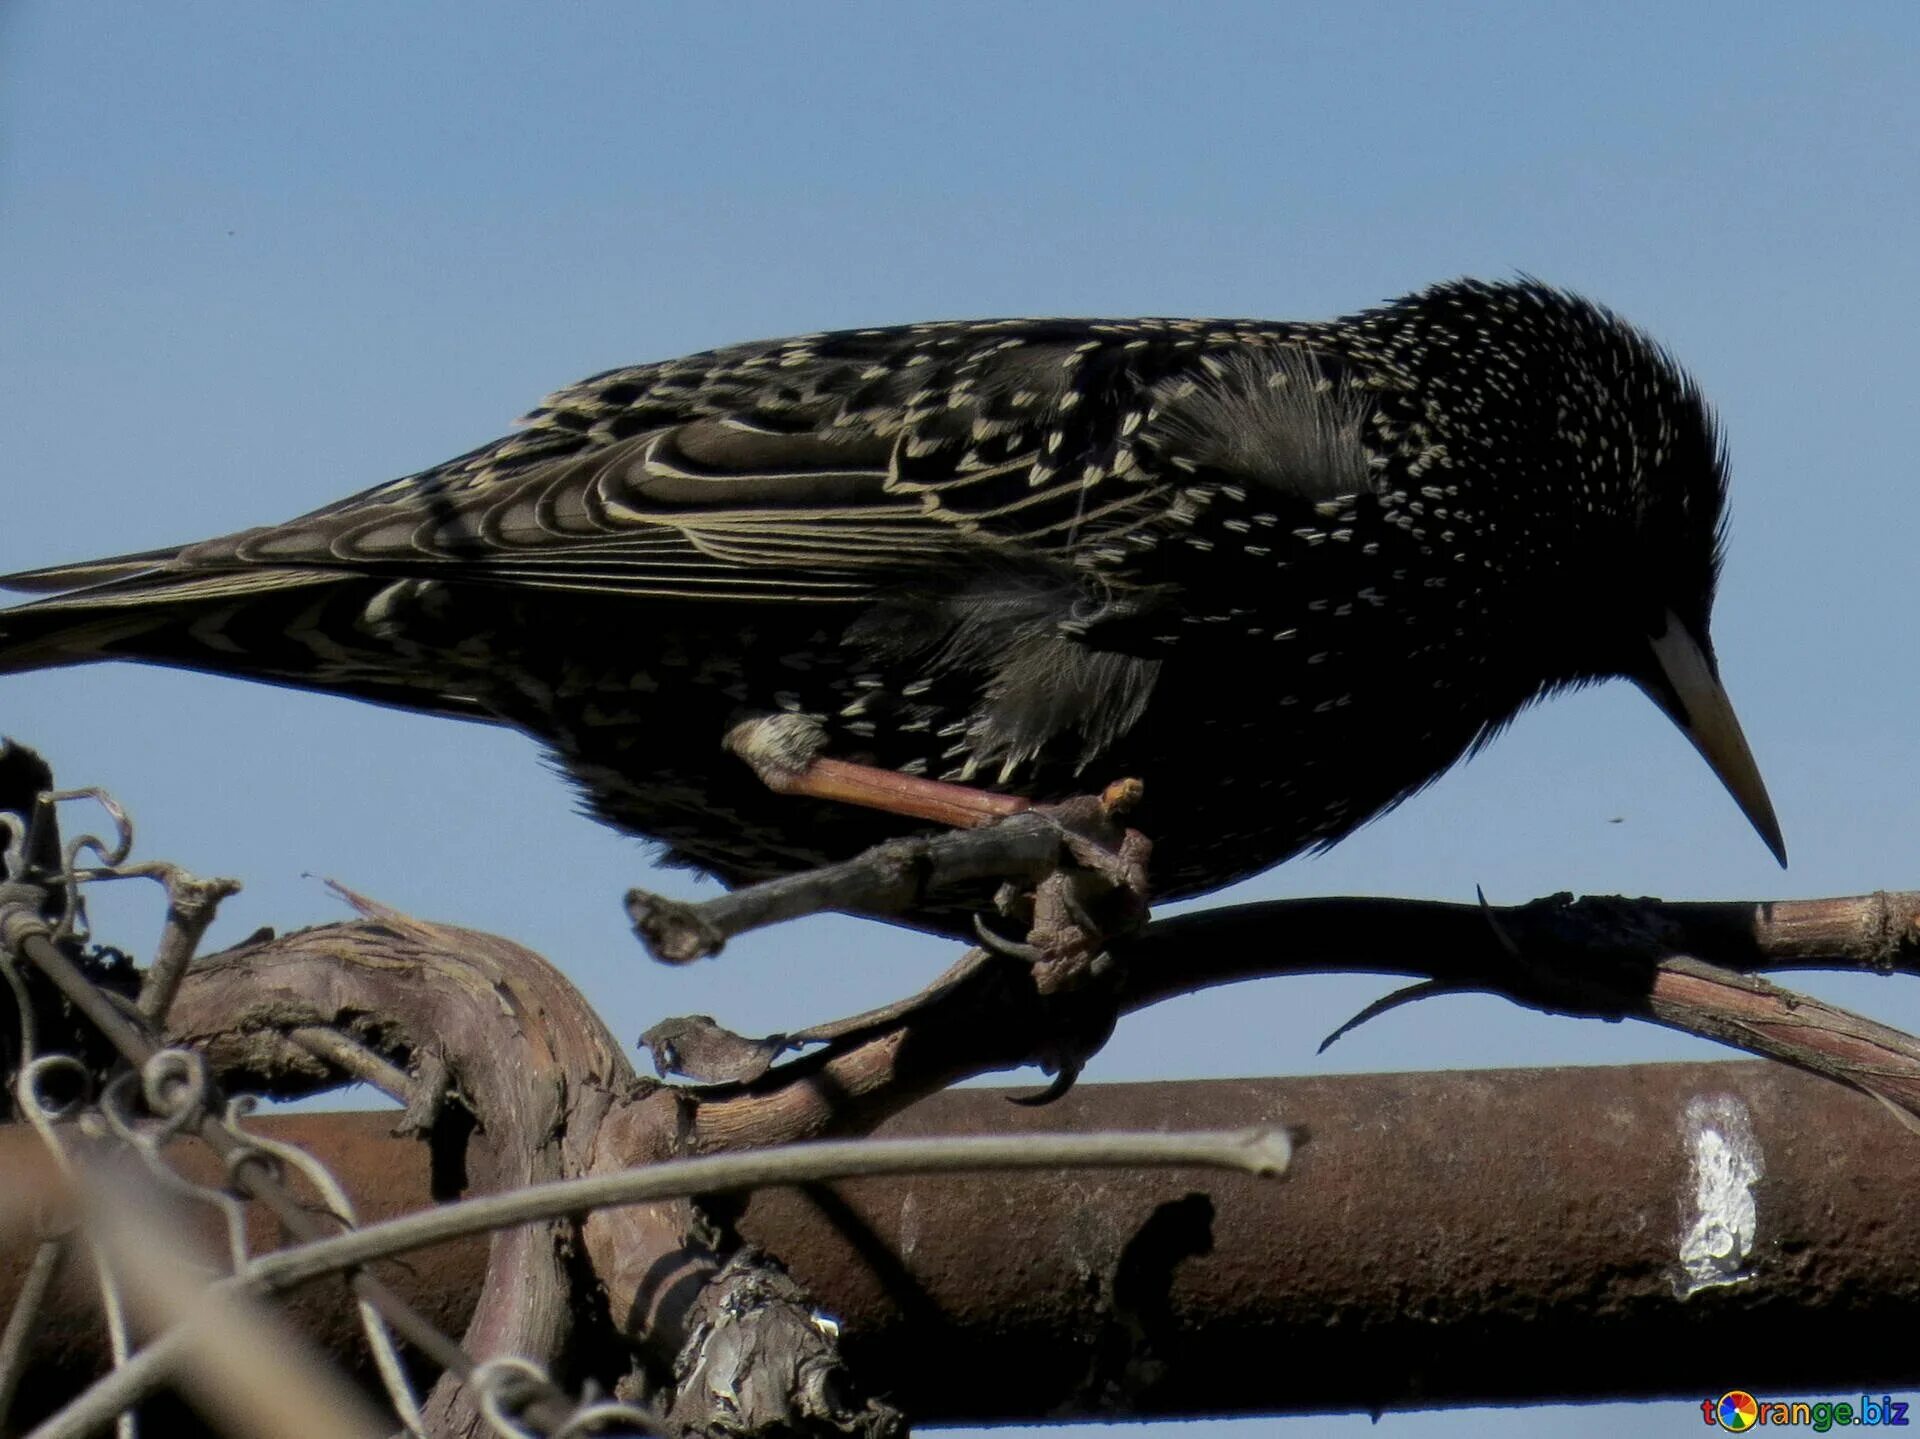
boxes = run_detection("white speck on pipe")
[1675,1094,1763,1298]
[897,1188,918,1261]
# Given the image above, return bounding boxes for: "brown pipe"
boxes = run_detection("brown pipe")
[7,1061,1920,1428]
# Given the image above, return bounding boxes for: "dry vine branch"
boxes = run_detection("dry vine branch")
[1117,890,1920,1117]
[147,879,1920,1427]
[221,1129,1291,1292]
[17,1063,1920,1425]
[157,890,666,1439]
[1,766,1279,1439]
[162,901,926,1436]
[8,732,1920,1437]
[622,782,1920,1124]
[0,749,645,1439]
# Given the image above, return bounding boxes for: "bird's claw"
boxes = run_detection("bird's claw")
[972,911,1048,964]
[1010,1056,1084,1107]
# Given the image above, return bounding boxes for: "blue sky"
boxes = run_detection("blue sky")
[5,5,1919,1435]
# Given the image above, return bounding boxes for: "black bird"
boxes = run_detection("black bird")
[0,278,1783,925]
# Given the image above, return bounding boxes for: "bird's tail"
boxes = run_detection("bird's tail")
[0,547,337,676]
[0,546,187,596]
[0,549,497,723]
[0,549,181,674]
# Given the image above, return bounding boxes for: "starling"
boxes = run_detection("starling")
[0,278,1783,927]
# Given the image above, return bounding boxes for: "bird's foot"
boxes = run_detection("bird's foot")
[972,783,1151,1103]
[631,735,1151,975]
[628,766,1152,1104]
[720,708,1152,970]
[977,803,1151,992]
[632,713,1158,1102]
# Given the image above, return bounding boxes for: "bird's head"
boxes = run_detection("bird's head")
[1345,278,1785,864]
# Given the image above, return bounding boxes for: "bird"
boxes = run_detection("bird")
[0,278,1783,933]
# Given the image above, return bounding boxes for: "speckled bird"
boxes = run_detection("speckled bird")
[0,278,1783,927]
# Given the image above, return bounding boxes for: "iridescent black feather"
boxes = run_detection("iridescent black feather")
[0,279,1735,924]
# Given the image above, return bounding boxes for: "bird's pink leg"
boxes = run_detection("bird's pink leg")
[723,714,1032,828]
[764,757,1033,828]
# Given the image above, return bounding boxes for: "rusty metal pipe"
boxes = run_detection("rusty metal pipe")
[6,1061,1919,1427]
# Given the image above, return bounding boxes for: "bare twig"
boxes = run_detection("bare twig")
[1114,890,1920,1001]
[664,887,1920,1161]
[288,1025,416,1105]
[134,867,242,1025]
[239,1127,1289,1294]
[1647,957,1920,1122]
[1111,889,1920,1120]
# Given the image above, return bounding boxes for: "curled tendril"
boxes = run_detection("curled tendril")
[0,773,636,1438]
[221,1141,283,1195]
[215,1098,287,1195]
[552,1395,662,1438]
[472,1360,659,1439]
[96,1073,147,1143]
[220,1099,346,1228]
[92,1052,209,1148]
[38,786,134,941]
[46,788,135,868]
[140,1048,209,1134]
[19,1053,93,1124]
[473,1357,550,1439]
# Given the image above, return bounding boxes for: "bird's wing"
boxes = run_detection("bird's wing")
[7,319,1333,612]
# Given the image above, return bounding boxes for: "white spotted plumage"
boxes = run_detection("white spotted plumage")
[0,278,1735,918]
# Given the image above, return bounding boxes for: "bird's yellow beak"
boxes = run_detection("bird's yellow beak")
[1641,611,1786,867]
